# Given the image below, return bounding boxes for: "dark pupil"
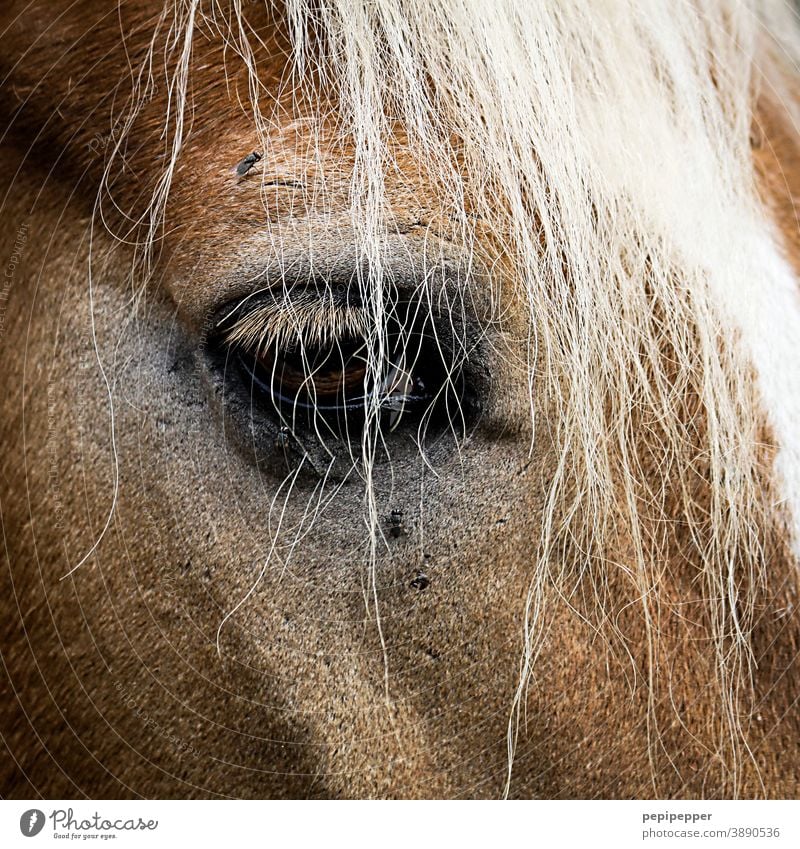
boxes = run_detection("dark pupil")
[236,325,435,435]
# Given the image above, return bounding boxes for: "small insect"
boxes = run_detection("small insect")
[274,426,291,452]
[387,508,406,539]
[235,150,262,176]
[410,572,430,591]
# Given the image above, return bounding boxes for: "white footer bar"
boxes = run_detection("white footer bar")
[1,799,798,848]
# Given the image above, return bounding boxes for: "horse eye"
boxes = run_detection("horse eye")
[229,316,452,438]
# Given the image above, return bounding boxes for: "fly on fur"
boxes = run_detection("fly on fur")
[234,150,262,176]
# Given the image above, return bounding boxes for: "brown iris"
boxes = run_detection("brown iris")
[250,336,370,413]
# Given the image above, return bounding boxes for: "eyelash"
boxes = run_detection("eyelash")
[220,290,369,355]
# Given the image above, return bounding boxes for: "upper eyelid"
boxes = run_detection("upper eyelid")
[204,245,435,354]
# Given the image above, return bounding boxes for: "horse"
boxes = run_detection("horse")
[0,0,799,799]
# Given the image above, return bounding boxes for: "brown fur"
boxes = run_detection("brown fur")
[0,1,798,798]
